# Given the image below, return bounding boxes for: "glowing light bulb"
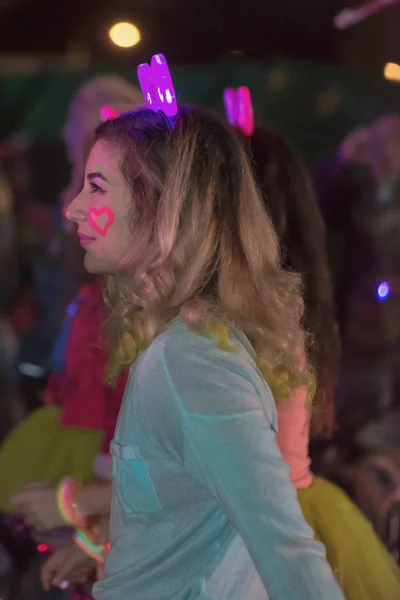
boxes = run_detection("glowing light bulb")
[384,62,400,82]
[109,22,141,48]
[377,281,390,300]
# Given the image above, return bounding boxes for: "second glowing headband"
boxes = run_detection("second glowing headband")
[223,86,254,137]
[100,105,120,121]
[137,53,178,118]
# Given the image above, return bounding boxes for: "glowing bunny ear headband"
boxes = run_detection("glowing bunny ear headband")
[224,86,254,137]
[137,53,178,118]
[99,55,177,123]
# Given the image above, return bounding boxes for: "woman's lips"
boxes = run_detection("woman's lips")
[78,233,95,247]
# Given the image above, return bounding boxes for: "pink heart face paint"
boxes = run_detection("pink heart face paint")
[88,206,115,236]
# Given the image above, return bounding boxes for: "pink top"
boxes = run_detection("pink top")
[276,386,313,490]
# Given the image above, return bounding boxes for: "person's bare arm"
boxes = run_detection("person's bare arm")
[76,483,112,517]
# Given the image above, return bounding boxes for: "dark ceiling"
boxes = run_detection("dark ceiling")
[0,0,399,74]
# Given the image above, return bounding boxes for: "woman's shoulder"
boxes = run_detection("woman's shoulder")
[140,318,256,375]
[136,319,275,417]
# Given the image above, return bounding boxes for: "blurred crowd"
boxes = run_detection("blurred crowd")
[0,72,400,599]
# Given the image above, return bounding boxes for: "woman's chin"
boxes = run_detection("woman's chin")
[83,253,105,275]
[83,252,117,275]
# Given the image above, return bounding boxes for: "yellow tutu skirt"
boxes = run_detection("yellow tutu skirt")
[0,406,103,513]
[299,476,400,600]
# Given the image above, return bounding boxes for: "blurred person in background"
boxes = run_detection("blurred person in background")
[311,115,400,565]
[313,409,400,563]
[0,76,141,600]
[0,136,34,449]
[2,139,58,412]
[0,150,18,384]
[0,139,19,314]
[15,75,143,412]
[316,121,400,430]
[315,160,377,337]
[247,125,400,598]
[315,115,400,333]
[371,114,400,184]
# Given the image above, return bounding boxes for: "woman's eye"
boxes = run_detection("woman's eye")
[89,182,104,194]
[370,467,394,490]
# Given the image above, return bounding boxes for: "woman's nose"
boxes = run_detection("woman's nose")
[65,201,87,224]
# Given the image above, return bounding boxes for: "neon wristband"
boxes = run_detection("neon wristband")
[73,529,107,564]
[56,477,86,528]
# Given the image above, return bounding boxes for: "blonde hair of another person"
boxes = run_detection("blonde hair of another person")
[61,75,143,210]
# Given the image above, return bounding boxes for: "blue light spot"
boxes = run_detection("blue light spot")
[377,281,390,301]
[66,301,79,317]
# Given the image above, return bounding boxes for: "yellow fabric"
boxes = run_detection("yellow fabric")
[0,406,103,513]
[299,476,400,600]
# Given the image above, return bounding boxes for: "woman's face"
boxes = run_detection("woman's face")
[66,141,132,274]
[344,452,400,531]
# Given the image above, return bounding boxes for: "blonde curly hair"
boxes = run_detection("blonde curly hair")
[93,106,312,401]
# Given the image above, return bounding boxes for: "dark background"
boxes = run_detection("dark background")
[0,0,399,73]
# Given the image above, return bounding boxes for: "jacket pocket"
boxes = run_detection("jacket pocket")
[110,441,162,515]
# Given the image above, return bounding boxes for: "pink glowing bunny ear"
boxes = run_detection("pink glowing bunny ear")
[100,105,120,122]
[137,53,177,118]
[223,86,254,137]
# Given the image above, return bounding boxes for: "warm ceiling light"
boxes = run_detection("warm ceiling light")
[109,22,141,48]
[384,62,400,82]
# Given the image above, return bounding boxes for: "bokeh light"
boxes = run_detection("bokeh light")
[384,62,400,82]
[377,281,390,301]
[109,22,141,48]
